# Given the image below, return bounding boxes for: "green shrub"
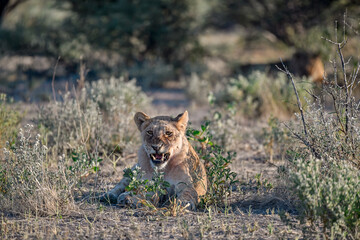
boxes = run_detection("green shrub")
[284,23,360,238]
[122,166,171,209]
[187,121,238,208]
[289,157,360,239]
[214,71,308,119]
[2,0,200,69]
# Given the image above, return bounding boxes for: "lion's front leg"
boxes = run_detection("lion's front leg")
[175,182,199,210]
[100,164,138,204]
[100,176,131,204]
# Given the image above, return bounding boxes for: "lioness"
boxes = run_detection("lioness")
[101,111,207,210]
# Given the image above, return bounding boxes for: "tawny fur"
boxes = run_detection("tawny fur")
[102,111,207,209]
[306,55,325,85]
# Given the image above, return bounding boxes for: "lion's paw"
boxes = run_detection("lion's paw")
[117,192,139,207]
[178,198,196,211]
[99,192,118,204]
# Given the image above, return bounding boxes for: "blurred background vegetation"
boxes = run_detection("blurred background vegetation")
[0,0,359,100]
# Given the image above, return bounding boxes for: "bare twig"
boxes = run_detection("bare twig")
[276,60,321,159]
[335,19,350,142]
[276,59,308,136]
[282,122,321,159]
[304,89,319,101]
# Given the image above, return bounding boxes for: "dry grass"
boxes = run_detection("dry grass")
[1,191,303,240]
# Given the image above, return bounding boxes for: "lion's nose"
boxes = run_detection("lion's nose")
[152,145,162,152]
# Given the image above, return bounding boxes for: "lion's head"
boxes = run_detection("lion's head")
[134,111,189,169]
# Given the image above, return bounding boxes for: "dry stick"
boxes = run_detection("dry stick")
[276,59,308,136]
[51,56,61,102]
[350,63,360,90]
[325,59,347,134]
[337,41,350,139]
[276,60,321,159]
[325,15,351,140]
[324,16,360,161]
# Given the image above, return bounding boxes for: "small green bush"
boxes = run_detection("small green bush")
[215,71,308,118]
[0,124,103,216]
[122,166,171,209]
[284,23,360,238]
[289,157,360,239]
[187,121,238,208]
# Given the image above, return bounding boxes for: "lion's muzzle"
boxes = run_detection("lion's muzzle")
[150,152,170,165]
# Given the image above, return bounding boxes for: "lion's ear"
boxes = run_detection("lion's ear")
[175,111,188,132]
[134,112,150,131]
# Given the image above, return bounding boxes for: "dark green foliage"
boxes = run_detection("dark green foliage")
[187,121,238,208]
[1,0,199,73]
[64,0,196,65]
[123,166,171,208]
[207,0,359,46]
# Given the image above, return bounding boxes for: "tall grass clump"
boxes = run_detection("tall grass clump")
[38,77,150,156]
[282,19,360,239]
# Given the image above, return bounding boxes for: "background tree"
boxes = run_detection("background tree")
[206,0,359,52]
[59,0,198,66]
[0,0,28,23]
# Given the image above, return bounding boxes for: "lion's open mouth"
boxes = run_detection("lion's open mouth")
[150,153,170,165]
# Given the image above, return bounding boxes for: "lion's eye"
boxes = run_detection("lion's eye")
[147,130,153,136]
[165,131,173,137]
